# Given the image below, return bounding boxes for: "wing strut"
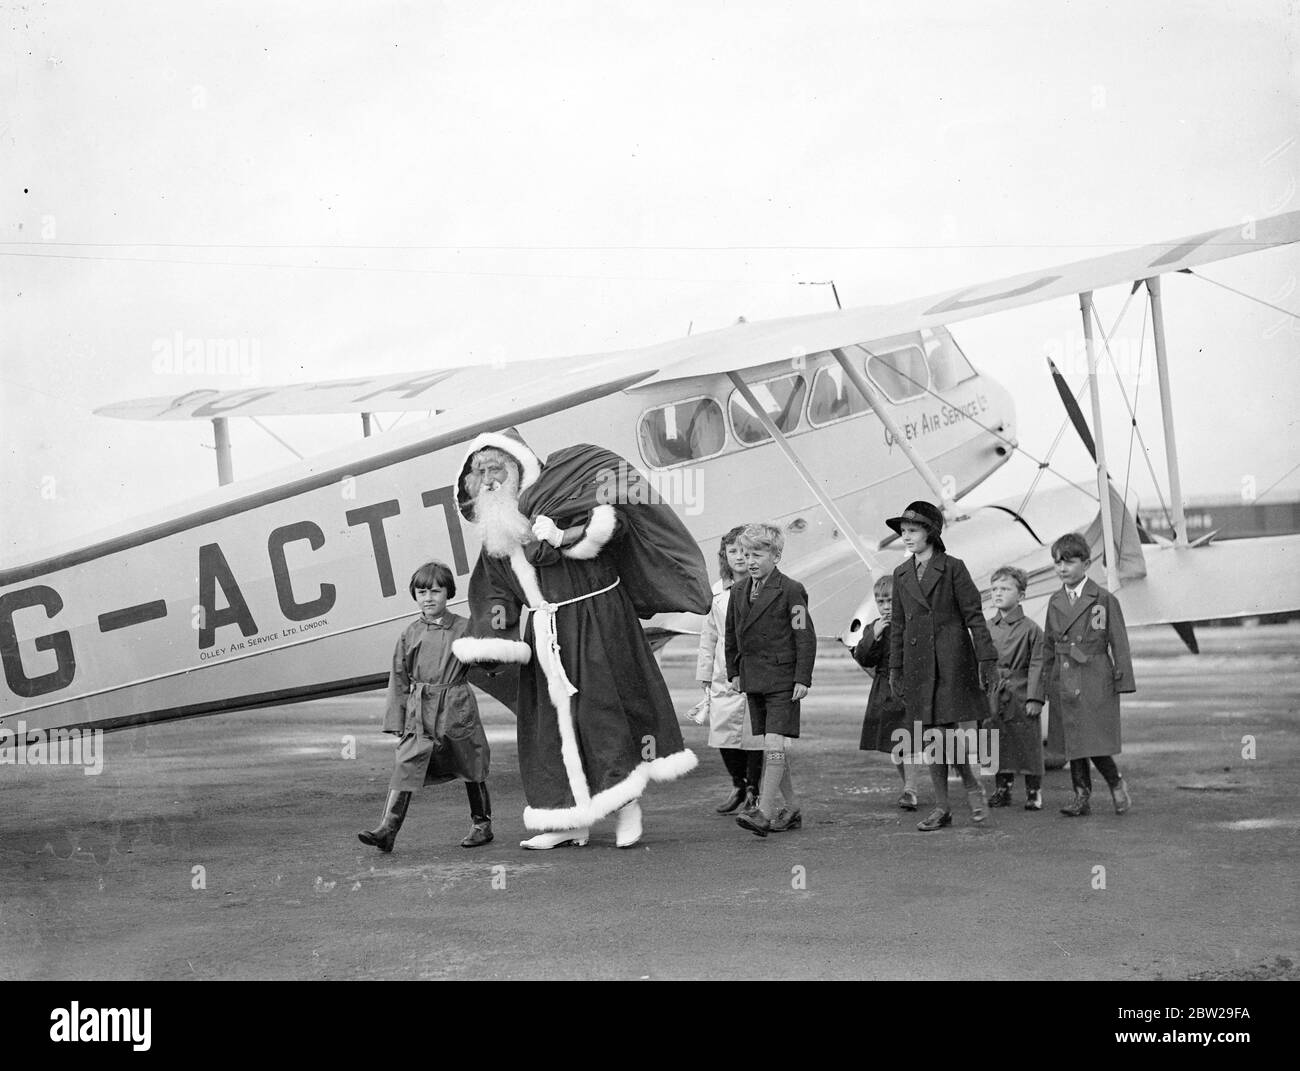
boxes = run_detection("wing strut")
[1080,292,1120,591]
[725,371,889,579]
[1145,275,1189,546]
[831,348,957,514]
[212,418,234,486]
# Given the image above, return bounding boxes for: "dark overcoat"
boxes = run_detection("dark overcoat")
[1041,579,1135,759]
[723,568,817,695]
[986,605,1046,776]
[888,552,996,726]
[851,623,908,754]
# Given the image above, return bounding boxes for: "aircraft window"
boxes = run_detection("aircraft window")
[637,396,727,468]
[865,345,928,402]
[807,362,873,426]
[925,330,978,391]
[729,374,807,445]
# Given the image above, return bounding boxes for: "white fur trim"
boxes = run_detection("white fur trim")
[451,637,531,665]
[462,432,542,491]
[562,503,618,560]
[522,749,697,830]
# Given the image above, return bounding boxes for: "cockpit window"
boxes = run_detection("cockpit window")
[637,396,727,468]
[728,373,807,445]
[925,328,977,391]
[864,344,929,402]
[807,360,874,426]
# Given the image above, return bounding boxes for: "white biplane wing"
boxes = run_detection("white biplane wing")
[98,212,1300,421]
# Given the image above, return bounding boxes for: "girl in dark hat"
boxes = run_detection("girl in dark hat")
[885,501,998,831]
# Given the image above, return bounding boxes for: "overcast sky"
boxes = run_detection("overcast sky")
[4,0,1298,560]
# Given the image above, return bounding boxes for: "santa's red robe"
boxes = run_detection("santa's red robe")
[452,434,709,830]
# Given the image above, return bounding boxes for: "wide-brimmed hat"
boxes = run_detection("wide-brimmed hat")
[885,500,944,536]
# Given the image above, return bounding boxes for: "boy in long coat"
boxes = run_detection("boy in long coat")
[851,574,922,810]
[1041,532,1136,816]
[886,501,997,831]
[985,565,1047,811]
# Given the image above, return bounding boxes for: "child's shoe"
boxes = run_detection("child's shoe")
[967,786,988,824]
[988,785,1012,808]
[1059,789,1091,817]
[1110,778,1132,815]
[1024,789,1043,810]
[770,807,802,832]
[916,808,952,832]
[897,790,919,811]
[736,810,771,837]
[358,790,412,853]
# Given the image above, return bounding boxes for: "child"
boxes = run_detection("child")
[851,574,924,810]
[696,526,765,814]
[985,565,1047,810]
[1041,533,1135,816]
[725,522,817,836]
[886,500,998,831]
[358,561,494,852]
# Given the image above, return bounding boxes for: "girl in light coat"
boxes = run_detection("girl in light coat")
[696,526,765,814]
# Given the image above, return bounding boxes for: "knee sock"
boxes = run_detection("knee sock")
[719,748,747,787]
[757,750,786,817]
[1092,755,1121,788]
[957,761,982,792]
[1070,758,1092,793]
[929,763,950,810]
[745,750,764,789]
[779,751,796,810]
[902,758,922,794]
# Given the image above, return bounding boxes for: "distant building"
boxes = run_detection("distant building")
[1138,497,1300,542]
[1137,495,1300,625]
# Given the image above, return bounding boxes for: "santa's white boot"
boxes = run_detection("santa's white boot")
[520,828,589,850]
[615,801,643,848]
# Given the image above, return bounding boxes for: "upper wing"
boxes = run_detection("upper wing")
[97,210,1300,421]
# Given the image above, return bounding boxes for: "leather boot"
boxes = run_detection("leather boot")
[714,785,748,814]
[1059,788,1091,817]
[358,790,412,852]
[461,782,493,847]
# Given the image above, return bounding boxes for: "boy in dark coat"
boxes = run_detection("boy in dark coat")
[1042,533,1136,816]
[985,565,1047,810]
[358,561,493,853]
[886,501,998,831]
[726,522,817,836]
[851,574,922,810]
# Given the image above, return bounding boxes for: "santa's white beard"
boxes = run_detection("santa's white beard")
[475,487,533,558]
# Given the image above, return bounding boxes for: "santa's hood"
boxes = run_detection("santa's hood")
[455,429,542,522]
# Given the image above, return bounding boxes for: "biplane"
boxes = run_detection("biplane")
[3,211,1299,742]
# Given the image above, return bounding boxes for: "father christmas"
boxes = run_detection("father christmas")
[451,430,710,849]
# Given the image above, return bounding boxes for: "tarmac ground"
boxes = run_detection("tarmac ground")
[1,622,1297,981]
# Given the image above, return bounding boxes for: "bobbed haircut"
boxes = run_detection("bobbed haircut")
[1050,532,1091,563]
[739,521,784,557]
[990,565,1028,593]
[409,560,456,601]
[717,524,749,582]
[873,574,895,599]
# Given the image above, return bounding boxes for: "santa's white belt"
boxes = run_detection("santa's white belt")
[529,577,621,699]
